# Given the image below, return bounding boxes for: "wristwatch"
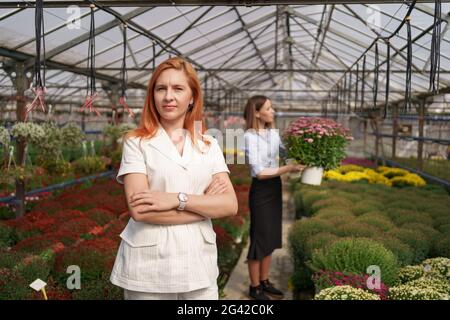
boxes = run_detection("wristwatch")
[177,192,188,211]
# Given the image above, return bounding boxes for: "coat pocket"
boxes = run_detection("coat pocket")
[119,220,159,247]
[119,232,158,248]
[118,231,159,281]
[199,224,217,244]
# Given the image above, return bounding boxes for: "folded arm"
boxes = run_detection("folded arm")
[129,172,238,220]
[123,173,205,225]
[183,172,238,219]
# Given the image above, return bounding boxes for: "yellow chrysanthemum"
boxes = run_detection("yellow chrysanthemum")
[390,173,426,187]
[324,165,425,188]
[377,166,409,178]
[336,164,365,174]
[340,171,369,182]
[363,169,393,186]
[323,170,345,181]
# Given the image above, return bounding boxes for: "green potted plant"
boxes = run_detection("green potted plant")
[283,117,353,185]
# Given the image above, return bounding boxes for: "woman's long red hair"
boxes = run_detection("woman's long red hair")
[126,57,208,145]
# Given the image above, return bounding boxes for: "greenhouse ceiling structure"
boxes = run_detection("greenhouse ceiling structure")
[0,0,449,114]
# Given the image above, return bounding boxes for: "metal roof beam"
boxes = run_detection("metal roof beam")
[23,7,152,67]
[137,6,214,70]
[0,46,147,89]
[233,7,276,86]
[0,1,439,8]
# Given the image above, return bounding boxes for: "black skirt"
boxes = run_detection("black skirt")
[246,176,282,261]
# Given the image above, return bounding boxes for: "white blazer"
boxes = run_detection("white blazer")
[110,127,229,293]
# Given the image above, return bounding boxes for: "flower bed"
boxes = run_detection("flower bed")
[389,257,450,300]
[324,164,426,187]
[0,165,251,300]
[288,177,450,298]
[214,164,251,297]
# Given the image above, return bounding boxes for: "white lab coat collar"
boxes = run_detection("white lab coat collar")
[147,127,192,170]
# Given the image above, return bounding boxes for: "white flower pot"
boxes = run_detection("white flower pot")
[301,166,324,186]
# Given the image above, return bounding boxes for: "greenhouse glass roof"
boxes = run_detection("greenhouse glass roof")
[0,1,449,112]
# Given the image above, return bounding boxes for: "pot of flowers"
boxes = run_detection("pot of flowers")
[283,117,353,186]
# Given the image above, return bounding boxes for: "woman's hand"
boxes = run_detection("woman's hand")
[129,190,178,212]
[287,163,307,173]
[204,176,228,195]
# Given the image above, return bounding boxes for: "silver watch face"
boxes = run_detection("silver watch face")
[179,193,188,202]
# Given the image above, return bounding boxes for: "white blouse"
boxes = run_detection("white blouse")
[244,129,286,178]
[110,127,229,293]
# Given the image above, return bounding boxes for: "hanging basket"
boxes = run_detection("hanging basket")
[301,166,324,186]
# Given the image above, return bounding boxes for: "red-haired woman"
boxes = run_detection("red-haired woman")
[110,57,238,300]
[243,95,305,300]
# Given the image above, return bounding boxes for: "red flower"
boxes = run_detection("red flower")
[12,233,65,254]
[32,199,64,215]
[84,208,116,226]
[213,225,234,248]
[52,210,87,224]
[5,211,55,233]
[56,217,99,235]
[313,270,389,300]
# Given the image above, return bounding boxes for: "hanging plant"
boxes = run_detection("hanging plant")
[61,123,85,148]
[0,126,10,146]
[25,0,47,120]
[37,122,63,161]
[11,122,45,144]
[103,123,136,145]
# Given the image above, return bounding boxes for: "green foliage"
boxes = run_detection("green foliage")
[10,122,45,144]
[0,224,14,247]
[398,265,424,284]
[299,190,329,216]
[103,123,135,140]
[285,134,349,170]
[110,148,122,167]
[373,235,415,267]
[388,228,430,264]
[61,123,85,148]
[17,250,55,284]
[0,206,15,220]
[315,208,354,220]
[0,126,10,146]
[391,211,434,228]
[71,156,106,175]
[310,197,353,214]
[71,276,122,300]
[308,238,399,286]
[0,249,54,300]
[42,159,72,176]
[356,212,395,232]
[351,201,385,216]
[289,219,333,262]
[36,122,63,161]
[434,234,450,258]
[291,261,315,290]
[304,232,339,259]
[333,222,380,238]
[401,223,440,246]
